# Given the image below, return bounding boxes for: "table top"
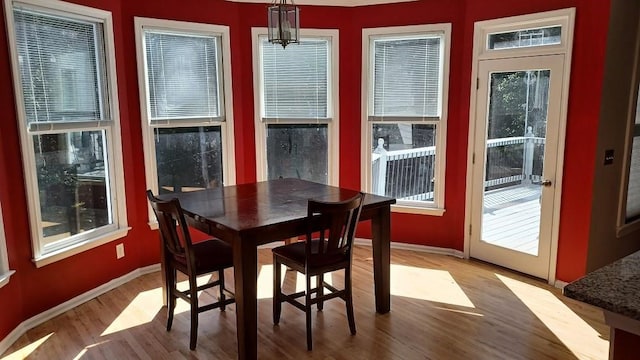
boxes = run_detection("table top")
[158,178,396,240]
[564,250,640,321]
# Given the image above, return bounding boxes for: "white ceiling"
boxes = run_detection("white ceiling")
[225,0,417,7]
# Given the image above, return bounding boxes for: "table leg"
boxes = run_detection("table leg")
[371,205,391,313]
[233,236,258,360]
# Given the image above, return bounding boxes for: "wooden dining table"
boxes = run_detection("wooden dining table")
[158,178,395,359]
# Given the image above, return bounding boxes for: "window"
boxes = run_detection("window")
[252,28,339,185]
[0,202,13,288]
[362,24,451,214]
[478,10,574,60]
[488,26,561,50]
[624,84,640,223]
[135,18,235,221]
[4,0,128,266]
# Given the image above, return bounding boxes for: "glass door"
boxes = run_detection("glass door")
[470,55,565,279]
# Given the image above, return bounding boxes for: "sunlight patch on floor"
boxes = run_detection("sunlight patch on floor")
[1,332,53,360]
[432,306,484,317]
[257,264,336,298]
[71,348,87,360]
[257,264,274,299]
[101,287,164,336]
[496,274,608,359]
[391,264,474,307]
[294,269,334,293]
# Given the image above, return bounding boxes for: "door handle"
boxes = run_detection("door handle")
[537,179,552,187]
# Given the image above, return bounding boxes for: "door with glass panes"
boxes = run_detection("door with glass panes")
[469,55,565,279]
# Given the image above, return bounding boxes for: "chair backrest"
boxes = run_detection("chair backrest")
[146,190,193,261]
[306,192,365,259]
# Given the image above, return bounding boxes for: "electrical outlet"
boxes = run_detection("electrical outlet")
[116,243,125,259]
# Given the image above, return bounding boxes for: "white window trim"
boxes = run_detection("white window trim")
[361,24,451,215]
[464,8,575,284]
[475,8,575,61]
[0,202,15,288]
[134,17,236,224]
[251,27,340,186]
[4,0,129,267]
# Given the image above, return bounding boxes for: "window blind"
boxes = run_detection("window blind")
[372,36,441,118]
[13,8,107,125]
[261,38,329,119]
[144,31,222,121]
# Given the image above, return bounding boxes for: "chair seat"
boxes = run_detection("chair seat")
[273,239,348,270]
[173,238,233,274]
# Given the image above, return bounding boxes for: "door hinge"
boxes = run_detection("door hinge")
[476,78,479,89]
[472,153,475,164]
[469,224,472,235]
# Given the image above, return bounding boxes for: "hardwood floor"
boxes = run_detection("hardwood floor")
[1,246,609,359]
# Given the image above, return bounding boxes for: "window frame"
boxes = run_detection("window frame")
[618,72,640,235]
[361,24,451,215]
[476,10,574,60]
[134,17,236,224]
[4,0,129,267]
[251,27,339,186]
[0,202,14,288]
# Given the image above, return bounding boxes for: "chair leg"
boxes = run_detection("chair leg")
[273,257,282,325]
[345,267,356,335]
[218,269,226,311]
[316,274,324,311]
[188,276,199,350]
[167,268,176,331]
[306,274,313,351]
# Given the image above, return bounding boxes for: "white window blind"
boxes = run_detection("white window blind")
[372,36,441,119]
[261,38,329,119]
[13,7,108,125]
[144,31,222,121]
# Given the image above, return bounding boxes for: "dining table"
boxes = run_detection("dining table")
[158,178,396,359]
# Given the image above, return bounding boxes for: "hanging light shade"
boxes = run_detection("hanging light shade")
[268,0,299,48]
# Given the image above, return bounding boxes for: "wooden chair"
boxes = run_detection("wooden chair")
[146,190,235,350]
[272,193,365,351]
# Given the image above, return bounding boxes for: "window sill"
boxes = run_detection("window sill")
[0,270,16,289]
[617,220,640,238]
[33,227,131,268]
[148,221,159,231]
[391,204,445,216]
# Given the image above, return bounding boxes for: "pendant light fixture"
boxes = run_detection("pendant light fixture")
[267,0,299,48]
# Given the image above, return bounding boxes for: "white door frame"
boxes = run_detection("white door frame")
[463,8,575,285]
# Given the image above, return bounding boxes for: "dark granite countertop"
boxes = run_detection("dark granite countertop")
[564,250,640,321]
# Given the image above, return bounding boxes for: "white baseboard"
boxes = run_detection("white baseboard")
[554,279,569,290]
[354,238,465,258]
[261,237,465,258]
[0,264,160,356]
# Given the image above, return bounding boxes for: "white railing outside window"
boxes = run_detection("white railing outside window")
[371,133,545,202]
[362,24,451,214]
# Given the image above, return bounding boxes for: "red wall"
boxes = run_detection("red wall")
[0,0,610,345]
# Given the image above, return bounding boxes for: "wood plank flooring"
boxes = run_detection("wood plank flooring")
[1,246,609,359]
[483,185,542,255]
